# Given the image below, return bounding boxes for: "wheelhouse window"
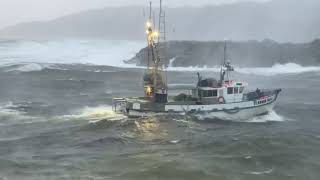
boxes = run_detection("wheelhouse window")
[202,90,208,97]
[227,87,233,94]
[240,87,245,93]
[234,87,239,94]
[211,90,218,97]
[200,90,218,97]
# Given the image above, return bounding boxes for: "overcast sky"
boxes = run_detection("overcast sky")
[0,0,270,29]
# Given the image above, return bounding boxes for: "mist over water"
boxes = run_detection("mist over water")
[0,39,145,66]
[1,39,320,76]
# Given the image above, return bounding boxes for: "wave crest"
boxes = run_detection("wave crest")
[167,63,320,76]
[237,63,320,76]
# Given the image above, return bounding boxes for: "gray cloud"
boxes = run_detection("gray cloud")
[0,0,269,29]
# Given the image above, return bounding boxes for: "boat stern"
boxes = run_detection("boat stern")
[112,98,127,114]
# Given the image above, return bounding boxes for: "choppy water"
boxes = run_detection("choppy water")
[0,40,320,180]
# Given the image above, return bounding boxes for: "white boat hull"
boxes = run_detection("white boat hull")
[127,99,276,121]
[113,89,281,121]
[194,100,276,121]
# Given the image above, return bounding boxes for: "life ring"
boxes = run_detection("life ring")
[218,96,225,104]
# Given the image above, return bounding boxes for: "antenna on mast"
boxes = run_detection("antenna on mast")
[153,11,156,30]
[223,40,227,65]
[149,1,152,21]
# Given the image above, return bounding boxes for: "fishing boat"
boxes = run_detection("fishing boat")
[112,1,281,121]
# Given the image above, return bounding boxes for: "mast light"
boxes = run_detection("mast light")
[146,21,152,28]
[153,31,159,38]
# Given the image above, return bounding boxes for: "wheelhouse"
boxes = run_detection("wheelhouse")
[192,79,248,104]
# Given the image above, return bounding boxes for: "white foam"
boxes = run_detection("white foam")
[167,65,221,72]
[245,111,284,123]
[236,63,320,76]
[64,105,127,123]
[168,57,176,67]
[2,62,44,72]
[167,63,320,76]
[0,102,40,125]
[1,40,319,75]
[245,169,274,175]
[0,39,145,67]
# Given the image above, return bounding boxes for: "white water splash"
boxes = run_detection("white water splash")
[168,57,176,67]
[236,63,320,76]
[0,102,40,125]
[0,39,145,67]
[0,40,319,75]
[0,62,44,72]
[64,105,127,123]
[245,111,285,123]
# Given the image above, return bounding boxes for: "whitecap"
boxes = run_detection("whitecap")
[245,168,274,175]
[0,62,44,72]
[236,63,320,76]
[166,63,320,76]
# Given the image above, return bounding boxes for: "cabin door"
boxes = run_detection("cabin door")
[233,87,242,102]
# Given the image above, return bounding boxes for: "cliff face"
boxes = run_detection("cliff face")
[126,39,320,67]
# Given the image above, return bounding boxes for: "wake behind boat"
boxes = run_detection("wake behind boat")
[112,1,282,121]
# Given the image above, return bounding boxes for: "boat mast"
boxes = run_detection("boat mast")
[158,0,168,88]
[158,0,163,43]
[224,40,229,81]
[220,41,226,84]
[143,0,168,102]
[220,40,234,85]
[146,2,152,70]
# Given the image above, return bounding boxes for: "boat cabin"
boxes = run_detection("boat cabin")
[192,78,248,104]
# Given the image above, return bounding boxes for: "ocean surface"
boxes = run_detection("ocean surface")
[0,39,320,180]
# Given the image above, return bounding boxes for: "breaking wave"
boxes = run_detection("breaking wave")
[0,102,40,126]
[1,61,319,77]
[236,63,320,76]
[0,40,319,75]
[0,62,45,72]
[167,63,320,76]
[0,39,145,67]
